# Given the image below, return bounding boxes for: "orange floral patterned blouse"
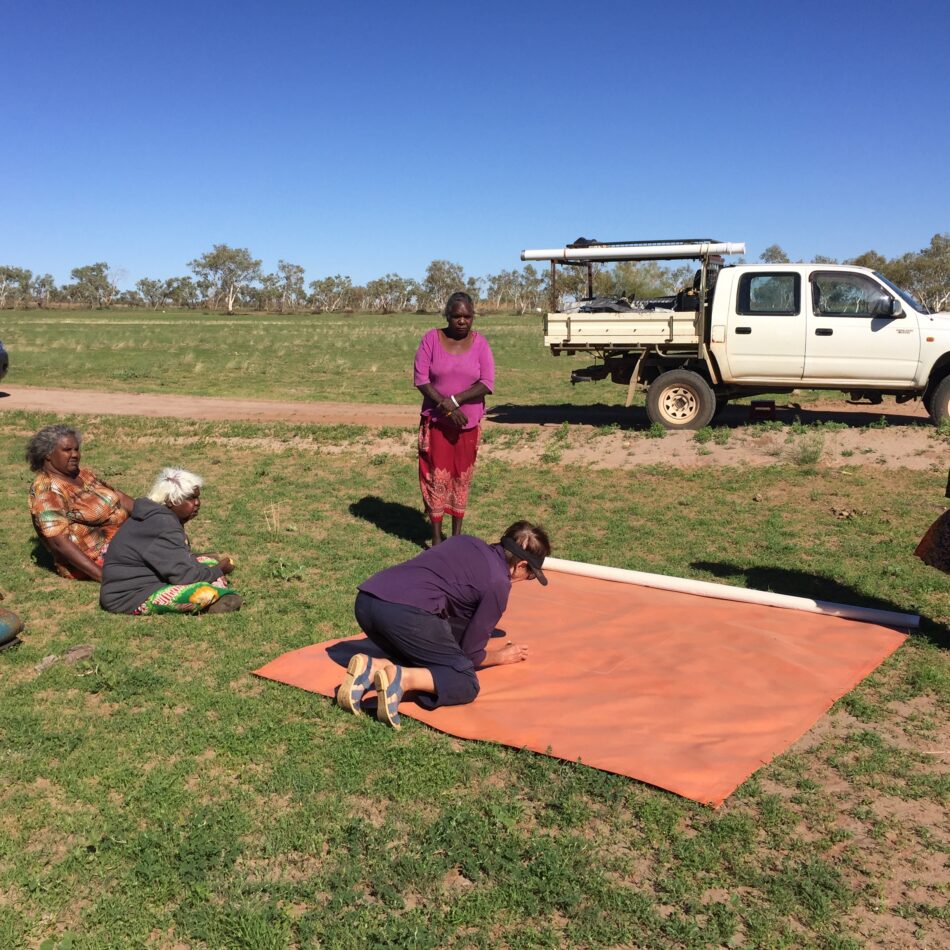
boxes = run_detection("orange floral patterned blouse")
[29,467,129,579]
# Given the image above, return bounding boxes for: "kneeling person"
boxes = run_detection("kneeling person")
[100,468,241,615]
[340,521,550,728]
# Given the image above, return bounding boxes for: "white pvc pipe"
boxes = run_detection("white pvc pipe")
[544,557,919,629]
[521,242,746,263]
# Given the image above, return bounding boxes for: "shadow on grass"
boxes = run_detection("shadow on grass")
[712,402,929,430]
[349,495,429,548]
[30,537,59,575]
[487,400,929,431]
[692,560,948,648]
[488,402,641,430]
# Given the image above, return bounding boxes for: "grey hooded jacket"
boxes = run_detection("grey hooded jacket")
[100,498,222,614]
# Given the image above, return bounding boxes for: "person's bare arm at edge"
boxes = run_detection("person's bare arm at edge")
[45,534,103,581]
[480,639,529,667]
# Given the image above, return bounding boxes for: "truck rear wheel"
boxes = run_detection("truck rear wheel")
[646,370,716,430]
[927,375,950,425]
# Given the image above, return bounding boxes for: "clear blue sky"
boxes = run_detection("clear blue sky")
[3,0,948,288]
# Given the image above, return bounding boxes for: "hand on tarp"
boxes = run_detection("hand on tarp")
[481,640,529,668]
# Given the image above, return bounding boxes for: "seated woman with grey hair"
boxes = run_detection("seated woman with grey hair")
[100,468,242,615]
[27,423,134,581]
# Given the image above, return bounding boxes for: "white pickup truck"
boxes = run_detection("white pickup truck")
[521,238,950,429]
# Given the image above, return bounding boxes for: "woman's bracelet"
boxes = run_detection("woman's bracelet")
[450,395,460,408]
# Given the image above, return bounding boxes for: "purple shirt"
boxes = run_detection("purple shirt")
[413,328,495,429]
[358,535,511,666]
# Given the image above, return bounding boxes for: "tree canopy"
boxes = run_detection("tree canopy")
[188,245,262,314]
[67,263,117,307]
[759,245,791,264]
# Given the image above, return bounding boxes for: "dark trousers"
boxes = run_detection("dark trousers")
[354,591,480,709]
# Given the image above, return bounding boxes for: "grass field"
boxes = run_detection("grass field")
[0,313,948,947]
[1,309,618,407]
[0,308,876,414]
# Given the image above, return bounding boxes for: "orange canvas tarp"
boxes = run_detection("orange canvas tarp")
[254,571,907,806]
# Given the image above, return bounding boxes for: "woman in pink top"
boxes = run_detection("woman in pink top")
[413,292,495,547]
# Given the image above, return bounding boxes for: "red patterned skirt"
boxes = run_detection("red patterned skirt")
[418,416,481,522]
[914,509,950,573]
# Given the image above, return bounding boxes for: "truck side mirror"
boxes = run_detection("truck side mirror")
[874,297,904,318]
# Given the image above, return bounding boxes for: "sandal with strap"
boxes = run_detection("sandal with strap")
[373,665,403,729]
[336,653,374,716]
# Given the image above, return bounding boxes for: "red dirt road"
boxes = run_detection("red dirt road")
[0,384,420,427]
[1,383,945,472]
[0,383,936,429]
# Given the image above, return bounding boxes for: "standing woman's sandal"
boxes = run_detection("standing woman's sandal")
[373,666,404,729]
[336,653,374,716]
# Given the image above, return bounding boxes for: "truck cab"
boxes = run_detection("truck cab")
[713,264,926,386]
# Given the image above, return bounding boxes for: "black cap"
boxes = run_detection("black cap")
[500,537,548,585]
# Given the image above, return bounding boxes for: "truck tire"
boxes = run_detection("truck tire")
[646,370,716,430]
[927,375,950,425]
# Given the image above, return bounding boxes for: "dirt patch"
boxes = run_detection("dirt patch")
[2,384,946,471]
[0,384,421,427]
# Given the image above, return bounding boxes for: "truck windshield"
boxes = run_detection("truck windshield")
[874,272,928,314]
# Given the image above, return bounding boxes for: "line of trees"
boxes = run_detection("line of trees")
[1,234,947,314]
[0,250,550,315]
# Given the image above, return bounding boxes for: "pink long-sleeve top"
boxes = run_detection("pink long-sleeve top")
[413,328,495,430]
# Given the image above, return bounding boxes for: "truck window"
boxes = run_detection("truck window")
[737,273,800,315]
[812,272,889,316]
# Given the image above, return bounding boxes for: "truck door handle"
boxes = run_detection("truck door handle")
[815,328,833,336]
[735,326,752,335]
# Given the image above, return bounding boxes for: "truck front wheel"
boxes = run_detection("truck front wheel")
[927,375,950,425]
[646,370,716,430]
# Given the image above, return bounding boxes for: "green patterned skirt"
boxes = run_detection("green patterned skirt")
[132,557,238,615]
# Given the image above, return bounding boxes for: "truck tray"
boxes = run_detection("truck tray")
[544,309,701,347]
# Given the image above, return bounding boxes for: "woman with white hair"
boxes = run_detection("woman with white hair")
[100,468,241,615]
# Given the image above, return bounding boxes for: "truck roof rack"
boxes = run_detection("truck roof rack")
[522,240,745,263]
[567,237,719,248]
